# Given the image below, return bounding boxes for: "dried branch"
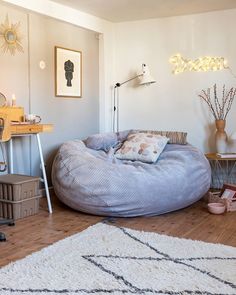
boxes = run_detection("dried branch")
[224,87,236,119]
[198,84,236,120]
[213,84,220,119]
[198,91,217,119]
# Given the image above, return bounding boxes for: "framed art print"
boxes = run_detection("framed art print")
[55,46,82,98]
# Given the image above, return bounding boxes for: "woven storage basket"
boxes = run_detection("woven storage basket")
[0,174,40,220]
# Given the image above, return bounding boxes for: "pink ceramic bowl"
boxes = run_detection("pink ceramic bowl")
[207,202,226,214]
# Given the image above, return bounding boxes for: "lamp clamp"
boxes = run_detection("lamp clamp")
[115,83,121,88]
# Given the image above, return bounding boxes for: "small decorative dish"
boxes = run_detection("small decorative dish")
[207,202,225,215]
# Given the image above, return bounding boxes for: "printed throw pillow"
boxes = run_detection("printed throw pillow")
[115,133,169,163]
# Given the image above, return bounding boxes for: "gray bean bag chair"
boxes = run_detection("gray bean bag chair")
[52,131,211,217]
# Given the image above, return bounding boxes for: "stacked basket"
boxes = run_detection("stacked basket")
[0,174,40,220]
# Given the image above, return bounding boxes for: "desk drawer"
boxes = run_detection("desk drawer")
[11,124,43,134]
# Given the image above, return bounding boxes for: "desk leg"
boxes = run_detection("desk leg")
[9,138,14,174]
[36,134,52,214]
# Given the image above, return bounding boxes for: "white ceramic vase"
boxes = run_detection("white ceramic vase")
[215,119,228,153]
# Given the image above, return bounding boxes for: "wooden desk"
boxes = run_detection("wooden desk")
[205,153,236,189]
[9,123,53,213]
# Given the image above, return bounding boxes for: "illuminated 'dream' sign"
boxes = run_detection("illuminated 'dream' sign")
[169,54,228,74]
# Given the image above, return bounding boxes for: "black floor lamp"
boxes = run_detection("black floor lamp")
[113,64,156,132]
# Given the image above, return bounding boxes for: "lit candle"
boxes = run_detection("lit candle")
[12,94,16,106]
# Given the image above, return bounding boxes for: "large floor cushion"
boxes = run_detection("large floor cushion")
[52,134,211,217]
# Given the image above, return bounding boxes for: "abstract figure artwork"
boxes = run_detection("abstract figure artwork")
[64,60,74,87]
[55,46,82,98]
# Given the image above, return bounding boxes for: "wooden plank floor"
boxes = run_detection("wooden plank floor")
[0,195,236,268]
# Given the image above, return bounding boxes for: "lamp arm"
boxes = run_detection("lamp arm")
[115,74,142,88]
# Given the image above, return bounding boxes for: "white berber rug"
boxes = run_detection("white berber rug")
[0,222,236,294]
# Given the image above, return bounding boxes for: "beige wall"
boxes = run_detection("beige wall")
[0,2,99,182]
[113,10,236,152]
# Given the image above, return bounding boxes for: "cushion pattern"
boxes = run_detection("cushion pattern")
[115,132,169,163]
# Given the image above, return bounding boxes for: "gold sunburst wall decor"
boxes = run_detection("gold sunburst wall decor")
[0,14,24,55]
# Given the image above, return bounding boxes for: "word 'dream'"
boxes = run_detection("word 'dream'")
[170,54,228,74]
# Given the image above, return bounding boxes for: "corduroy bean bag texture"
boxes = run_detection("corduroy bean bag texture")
[52,131,211,217]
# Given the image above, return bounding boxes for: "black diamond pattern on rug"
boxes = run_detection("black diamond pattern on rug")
[0,225,235,294]
[82,226,236,294]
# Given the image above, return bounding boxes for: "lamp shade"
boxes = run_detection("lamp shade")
[139,64,156,85]
[113,63,156,132]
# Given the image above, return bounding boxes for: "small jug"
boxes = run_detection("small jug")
[24,114,41,124]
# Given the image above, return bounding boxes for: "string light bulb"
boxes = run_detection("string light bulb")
[170,54,229,74]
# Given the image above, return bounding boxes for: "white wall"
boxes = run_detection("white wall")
[2,0,115,133]
[28,13,99,178]
[113,10,236,152]
[0,2,99,182]
[2,0,236,155]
